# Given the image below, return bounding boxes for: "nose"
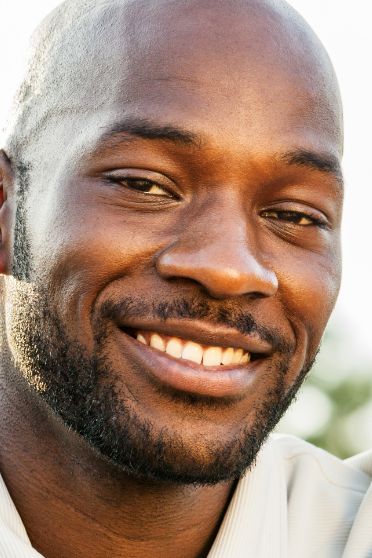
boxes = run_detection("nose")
[156,206,278,300]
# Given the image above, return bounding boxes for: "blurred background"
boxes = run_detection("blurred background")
[0,0,371,457]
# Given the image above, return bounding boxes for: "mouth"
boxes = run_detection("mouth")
[133,330,251,367]
[115,322,272,399]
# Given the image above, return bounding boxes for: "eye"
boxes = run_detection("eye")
[114,177,174,198]
[261,209,326,227]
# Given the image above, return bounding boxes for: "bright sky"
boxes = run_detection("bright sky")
[0,1,371,364]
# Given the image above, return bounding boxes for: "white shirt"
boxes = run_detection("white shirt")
[1,435,372,558]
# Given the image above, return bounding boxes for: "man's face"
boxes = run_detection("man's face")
[5,0,343,484]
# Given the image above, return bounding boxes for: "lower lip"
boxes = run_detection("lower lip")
[117,329,264,398]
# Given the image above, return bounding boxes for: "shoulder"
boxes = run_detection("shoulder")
[346,448,372,478]
[271,433,371,494]
[268,434,371,557]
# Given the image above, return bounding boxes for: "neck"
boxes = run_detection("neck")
[0,365,234,558]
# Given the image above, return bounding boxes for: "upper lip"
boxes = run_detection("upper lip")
[117,318,273,355]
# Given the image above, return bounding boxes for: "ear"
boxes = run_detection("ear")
[0,150,15,275]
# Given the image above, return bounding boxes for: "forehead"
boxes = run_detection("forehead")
[30,0,343,170]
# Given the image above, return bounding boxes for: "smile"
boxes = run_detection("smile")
[115,319,273,398]
[135,331,251,367]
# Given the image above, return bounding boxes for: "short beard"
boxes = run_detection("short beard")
[8,158,314,485]
[7,282,314,486]
[12,160,33,281]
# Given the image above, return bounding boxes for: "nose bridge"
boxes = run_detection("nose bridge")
[156,193,278,299]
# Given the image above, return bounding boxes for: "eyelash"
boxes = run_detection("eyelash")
[107,176,178,199]
[105,175,328,228]
[260,209,328,228]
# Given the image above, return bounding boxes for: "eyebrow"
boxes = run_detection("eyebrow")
[282,149,343,187]
[96,117,343,185]
[98,117,199,148]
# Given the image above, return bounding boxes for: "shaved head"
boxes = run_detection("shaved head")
[6,0,342,166]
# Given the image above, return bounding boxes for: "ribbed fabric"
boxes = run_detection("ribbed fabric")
[342,451,372,558]
[1,435,372,557]
[208,440,288,557]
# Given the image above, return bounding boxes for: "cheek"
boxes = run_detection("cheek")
[30,197,176,342]
[275,247,341,350]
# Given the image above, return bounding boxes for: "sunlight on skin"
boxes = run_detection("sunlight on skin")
[1,1,371,363]
[0,4,364,557]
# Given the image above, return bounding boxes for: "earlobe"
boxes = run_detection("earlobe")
[0,150,15,276]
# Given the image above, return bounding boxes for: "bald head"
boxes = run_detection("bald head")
[5,0,342,167]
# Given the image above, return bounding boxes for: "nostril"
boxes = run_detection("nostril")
[248,292,270,300]
[156,238,278,299]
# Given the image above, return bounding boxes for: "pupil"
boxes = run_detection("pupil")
[132,180,151,192]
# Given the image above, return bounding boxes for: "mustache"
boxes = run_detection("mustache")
[100,297,293,355]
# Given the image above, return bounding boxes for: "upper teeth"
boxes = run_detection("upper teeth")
[136,332,251,366]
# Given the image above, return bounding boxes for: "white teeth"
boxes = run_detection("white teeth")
[136,331,251,367]
[240,352,251,364]
[137,334,147,345]
[203,347,223,366]
[222,347,234,365]
[232,349,244,364]
[182,342,203,364]
[166,338,183,358]
[150,333,166,352]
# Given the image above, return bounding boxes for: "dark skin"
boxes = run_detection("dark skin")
[0,1,343,557]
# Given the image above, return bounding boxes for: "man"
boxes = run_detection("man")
[0,0,371,556]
